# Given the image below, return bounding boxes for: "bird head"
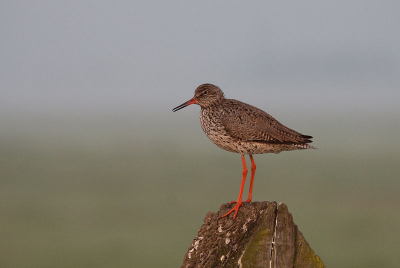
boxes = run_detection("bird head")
[172,84,224,112]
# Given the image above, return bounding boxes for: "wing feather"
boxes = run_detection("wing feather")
[221,100,312,144]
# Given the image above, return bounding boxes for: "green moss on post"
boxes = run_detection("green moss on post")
[240,202,276,267]
[181,201,325,268]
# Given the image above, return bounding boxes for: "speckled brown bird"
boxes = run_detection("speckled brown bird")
[172,84,316,219]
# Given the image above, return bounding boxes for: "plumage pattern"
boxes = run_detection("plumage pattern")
[172,83,316,220]
[192,84,315,155]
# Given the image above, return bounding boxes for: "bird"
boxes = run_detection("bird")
[172,84,316,219]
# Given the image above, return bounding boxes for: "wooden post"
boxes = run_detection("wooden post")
[181,202,325,268]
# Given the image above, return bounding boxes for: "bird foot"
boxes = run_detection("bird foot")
[229,198,252,204]
[222,200,244,219]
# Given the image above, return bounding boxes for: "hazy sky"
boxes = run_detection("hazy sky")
[1,1,399,119]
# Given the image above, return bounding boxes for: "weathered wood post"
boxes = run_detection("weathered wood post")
[181,201,325,268]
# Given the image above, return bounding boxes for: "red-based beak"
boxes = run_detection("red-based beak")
[172,98,198,112]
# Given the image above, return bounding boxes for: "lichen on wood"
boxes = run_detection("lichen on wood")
[181,201,325,268]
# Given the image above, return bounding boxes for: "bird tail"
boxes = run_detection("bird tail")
[295,143,317,150]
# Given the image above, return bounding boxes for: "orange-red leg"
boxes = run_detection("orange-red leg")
[222,154,248,219]
[228,155,256,205]
[245,154,256,203]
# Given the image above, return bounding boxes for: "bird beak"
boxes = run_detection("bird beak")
[172,98,198,112]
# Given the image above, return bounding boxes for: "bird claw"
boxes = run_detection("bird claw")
[222,201,243,219]
[244,198,252,203]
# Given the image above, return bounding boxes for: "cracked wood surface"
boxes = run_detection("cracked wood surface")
[181,201,325,268]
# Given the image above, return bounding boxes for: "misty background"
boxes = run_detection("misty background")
[1,1,399,268]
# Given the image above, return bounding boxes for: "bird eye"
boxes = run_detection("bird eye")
[203,90,208,95]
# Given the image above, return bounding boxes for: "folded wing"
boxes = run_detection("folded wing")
[221,100,313,144]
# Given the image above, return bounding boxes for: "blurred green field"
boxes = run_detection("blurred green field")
[1,114,400,268]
